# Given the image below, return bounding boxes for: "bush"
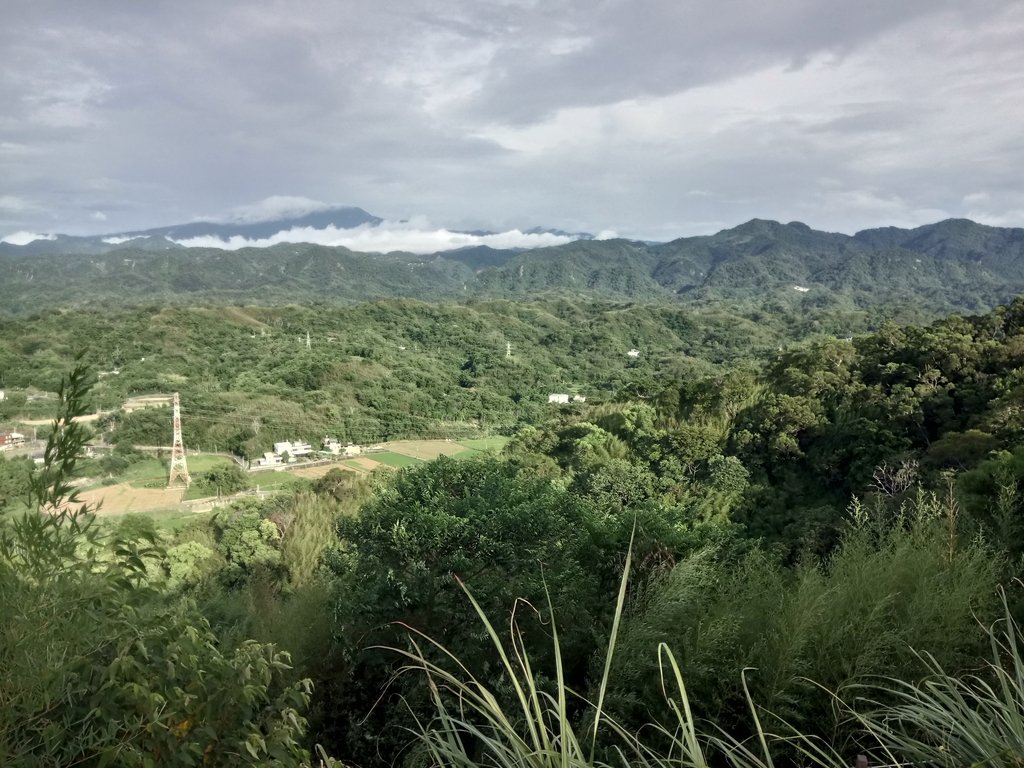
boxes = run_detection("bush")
[604,491,1003,749]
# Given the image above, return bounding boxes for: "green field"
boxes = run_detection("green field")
[367,452,423,468]
[81,439,506,507]
[453,436,510,457]
[116,454,239,489]
[247,471,307,489]
[96,508,216,534]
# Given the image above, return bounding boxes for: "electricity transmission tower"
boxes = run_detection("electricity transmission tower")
[168,392,191,488]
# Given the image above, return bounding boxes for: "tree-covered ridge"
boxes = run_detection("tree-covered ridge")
[1,298,842,454]
[2,217,1024,315]
[496,296,1024,551]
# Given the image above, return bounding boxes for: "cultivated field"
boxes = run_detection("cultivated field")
[79,483,185,516]
[376,439,465,460]
[82,436,510,516]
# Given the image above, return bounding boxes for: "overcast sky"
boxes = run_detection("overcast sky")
[3,0,1023,243]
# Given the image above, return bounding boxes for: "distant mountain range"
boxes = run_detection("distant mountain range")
[0,206,594,256]
[1,211,1023,316]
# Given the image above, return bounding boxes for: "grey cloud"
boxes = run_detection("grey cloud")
[1,0,1022,238]
[457,0,1009,123]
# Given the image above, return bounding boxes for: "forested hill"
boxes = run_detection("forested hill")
[2,218,1023,315]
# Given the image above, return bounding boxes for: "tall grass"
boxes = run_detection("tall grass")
[386,540,849,768]
[602,494,1002,751]
[385,528,1018,768]
[849,586,1024,768]
[389,543,635,768]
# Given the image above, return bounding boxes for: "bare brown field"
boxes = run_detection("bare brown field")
[350,456,391,471]
[289,464,345,479]
[378,440,465,460]
[77,483,185,516]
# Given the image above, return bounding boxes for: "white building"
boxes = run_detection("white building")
[548,394,586,404]
[1,432,26,453]
[254,452,283,467]
[322,437,362,457]
[273,440,313,460]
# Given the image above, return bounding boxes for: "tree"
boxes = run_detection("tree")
[213,499,283,583]
[317,456,614,765]
[197,461,249,496]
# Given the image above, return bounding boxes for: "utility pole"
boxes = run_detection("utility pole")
[306,331,312,350]
[168,392,191,488]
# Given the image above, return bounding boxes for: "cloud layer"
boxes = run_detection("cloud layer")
[2,1,1023,240]
[1,231,57,246]
[171,221,578,254]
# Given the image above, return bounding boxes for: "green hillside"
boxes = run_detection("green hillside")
[3,218,1024,315]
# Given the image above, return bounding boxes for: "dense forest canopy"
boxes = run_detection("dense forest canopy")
[0,298,876,455]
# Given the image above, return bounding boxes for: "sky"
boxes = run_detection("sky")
[3,0,1024,247]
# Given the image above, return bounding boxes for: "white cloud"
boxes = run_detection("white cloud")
[91,211,107,221]
[170,221,577,254]
[101,234,147,244]
[548,37,592,56]
[1,231,56,245]
[0,142,39,156]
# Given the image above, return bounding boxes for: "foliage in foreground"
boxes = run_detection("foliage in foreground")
[604,491,1003,749]
[397,560,1023,768]
[0,363,333,767]
[851,586,1024,768]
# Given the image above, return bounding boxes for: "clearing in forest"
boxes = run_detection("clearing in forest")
[377,439,465,460]
[77,483,185,516]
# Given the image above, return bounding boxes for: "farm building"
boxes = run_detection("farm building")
[254,452,283,468]
[2,431,35,455]
[1,431,26,447]
[322,437,362,457]
[272,440,313,459]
